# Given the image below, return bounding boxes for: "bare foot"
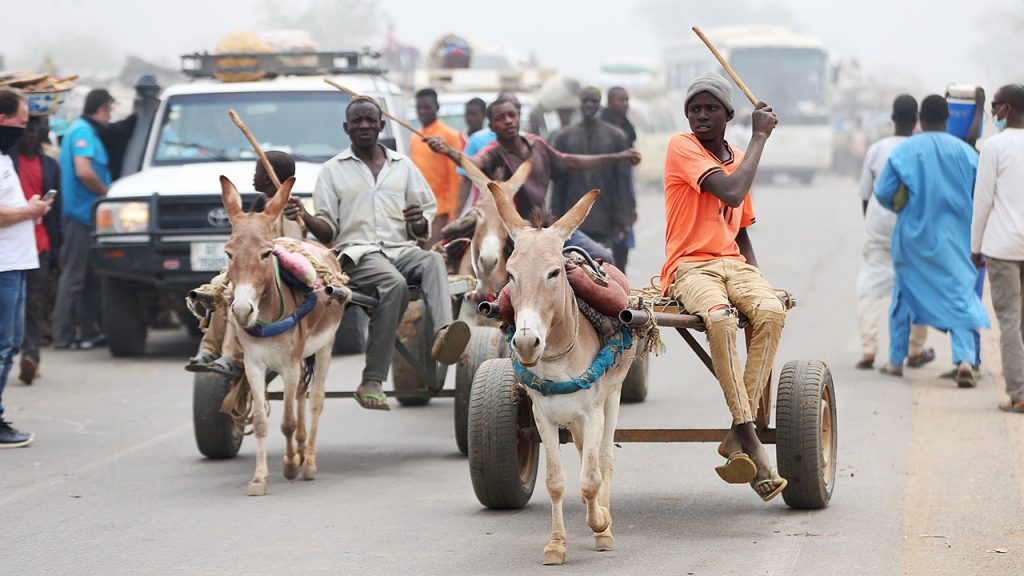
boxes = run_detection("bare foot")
[717,426,743,459]
[735,422,785,499]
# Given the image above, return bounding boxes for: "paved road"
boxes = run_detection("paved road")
[3,175,1023,575]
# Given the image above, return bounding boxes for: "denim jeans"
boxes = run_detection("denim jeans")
[0,269,28,419]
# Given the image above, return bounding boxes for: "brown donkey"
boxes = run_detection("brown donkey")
[490,182,636,565]
[220,175,345,496]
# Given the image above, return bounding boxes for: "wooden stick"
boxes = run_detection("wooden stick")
[691,26,759,106]
[228,109,306,232]
[323,78,427,139]
[229,109,281,189]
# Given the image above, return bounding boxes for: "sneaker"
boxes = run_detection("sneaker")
[0,420,34,448]
[18,356,38,385]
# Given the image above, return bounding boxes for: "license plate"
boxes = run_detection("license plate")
[190,241,228,272]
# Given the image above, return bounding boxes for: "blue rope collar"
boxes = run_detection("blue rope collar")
[509,326,633,396]
[244,256,319,338]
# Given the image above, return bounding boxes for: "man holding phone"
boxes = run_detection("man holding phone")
[0,88,53,448]
[11,114,61,384]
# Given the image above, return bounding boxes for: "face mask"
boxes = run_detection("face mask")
[994,114,1008,132]
[0,125,25,154]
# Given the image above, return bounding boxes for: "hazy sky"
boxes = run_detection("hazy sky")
[4,0,1020,91]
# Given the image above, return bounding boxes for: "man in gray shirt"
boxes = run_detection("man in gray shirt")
[286,97,469,411]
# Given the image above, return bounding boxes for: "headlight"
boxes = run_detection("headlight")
[96,202,150,234]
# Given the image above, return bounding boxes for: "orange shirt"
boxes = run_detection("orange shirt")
[410,119,464,219]
[659,133,756,291]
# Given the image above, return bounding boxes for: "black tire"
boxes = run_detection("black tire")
[391,301,433,407]
[468,358,539,509]
[192,371,243,459]
[101,277,147,357]
[620,353,649,403]
[455,326,504,455]
[776,359,837,509]
[333,306,368,355]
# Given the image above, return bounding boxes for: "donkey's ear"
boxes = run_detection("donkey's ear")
[262,176,295,220]
[219,176,243,223]
[550,189,600,241]
[504,159,533,197]
[488,181,529,241]
[460,155,491,191]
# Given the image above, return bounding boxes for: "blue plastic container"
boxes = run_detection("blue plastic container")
[946,83,979,140]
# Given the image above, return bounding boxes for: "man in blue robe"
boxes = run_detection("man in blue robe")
[874,95,990,387]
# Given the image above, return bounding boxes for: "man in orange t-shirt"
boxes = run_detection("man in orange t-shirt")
[410,88,463,245]
[661,73,787,502]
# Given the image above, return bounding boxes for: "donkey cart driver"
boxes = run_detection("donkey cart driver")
[660,73,788,501]
[285,96,470,411]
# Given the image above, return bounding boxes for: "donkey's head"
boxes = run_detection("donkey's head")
[490,181,599,366]
[220,175,295,329]
[469,159,532,290]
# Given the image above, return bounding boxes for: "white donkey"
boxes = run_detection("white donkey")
[220,175,345,496]
[490,182,636,565]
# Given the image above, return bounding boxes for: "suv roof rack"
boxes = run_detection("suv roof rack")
[180,50,384,79]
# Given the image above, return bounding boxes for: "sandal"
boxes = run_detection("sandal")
[715,451,757,484]
[906,348,936,368]
[955,364,977,388]
[998,399,1024,413]
[354,390,390,411]
[432,321,471,365]
[855,356,874,370]
[879,364,903,377]
[751,468,788,502]
[206,356,242,379]
[184,350,217,373]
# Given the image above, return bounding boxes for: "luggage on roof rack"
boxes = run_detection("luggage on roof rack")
[180,50,384,80]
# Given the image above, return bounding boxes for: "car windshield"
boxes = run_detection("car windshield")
[729,47,830,122]
[152,91,354,165]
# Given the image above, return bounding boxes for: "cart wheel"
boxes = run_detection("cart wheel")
[392,301,433,407]
[455,326,504,455]
[468,358,539,509]
[776,359,836,509]
[193,371,243,459]
[620,353,649,403]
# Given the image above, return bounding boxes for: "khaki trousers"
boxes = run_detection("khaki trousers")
[858,295,927,358]
[670,259,787,425]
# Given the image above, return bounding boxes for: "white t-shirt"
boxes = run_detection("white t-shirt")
[0,153,40,272]
[972,128,1024,260]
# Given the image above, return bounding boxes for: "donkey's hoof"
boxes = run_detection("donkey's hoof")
[247,480,267,497]
[588,506,611,534]
[283,455,301,480]
[543,543,566,565]
[302,463,317,481]
[594,532,614,551]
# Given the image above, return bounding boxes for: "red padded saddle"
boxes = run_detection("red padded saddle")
[497,261,629,325]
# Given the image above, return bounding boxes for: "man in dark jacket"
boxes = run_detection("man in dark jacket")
[599,86,638,269]
[551,87,634,267]
[12,115,61,383]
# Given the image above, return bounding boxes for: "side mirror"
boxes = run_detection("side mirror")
[380,137,397,151]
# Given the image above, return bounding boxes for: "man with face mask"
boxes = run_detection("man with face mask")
[550,87,633,267]
[971,84,1024,413]
[0,88,53,448]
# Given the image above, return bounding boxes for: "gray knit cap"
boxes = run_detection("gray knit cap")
[685,72,735,118]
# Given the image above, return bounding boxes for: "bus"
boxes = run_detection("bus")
[664,26,832,183]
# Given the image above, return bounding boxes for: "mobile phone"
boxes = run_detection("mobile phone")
[43,189,57,202]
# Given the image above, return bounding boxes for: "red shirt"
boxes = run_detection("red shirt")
[16,153,51,254]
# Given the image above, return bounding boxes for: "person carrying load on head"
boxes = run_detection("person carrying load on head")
[283,96,471,412]
[185,151,301,377]
[659,73,787,502]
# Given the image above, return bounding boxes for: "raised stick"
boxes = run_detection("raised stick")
[229,109,281,189]
[323,78,428,139]
[228,109,306,232]
[691,26,759,106]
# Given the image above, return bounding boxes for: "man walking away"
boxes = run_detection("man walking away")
[551,87,633,267]
[409,88,463,245]
[0,88,53,447]
[600,86,638,269]
[53,89,114,350]
[12,115,61,384]
[856,95,931,372]
[875,95,989,387]
[972,84,1024,412]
